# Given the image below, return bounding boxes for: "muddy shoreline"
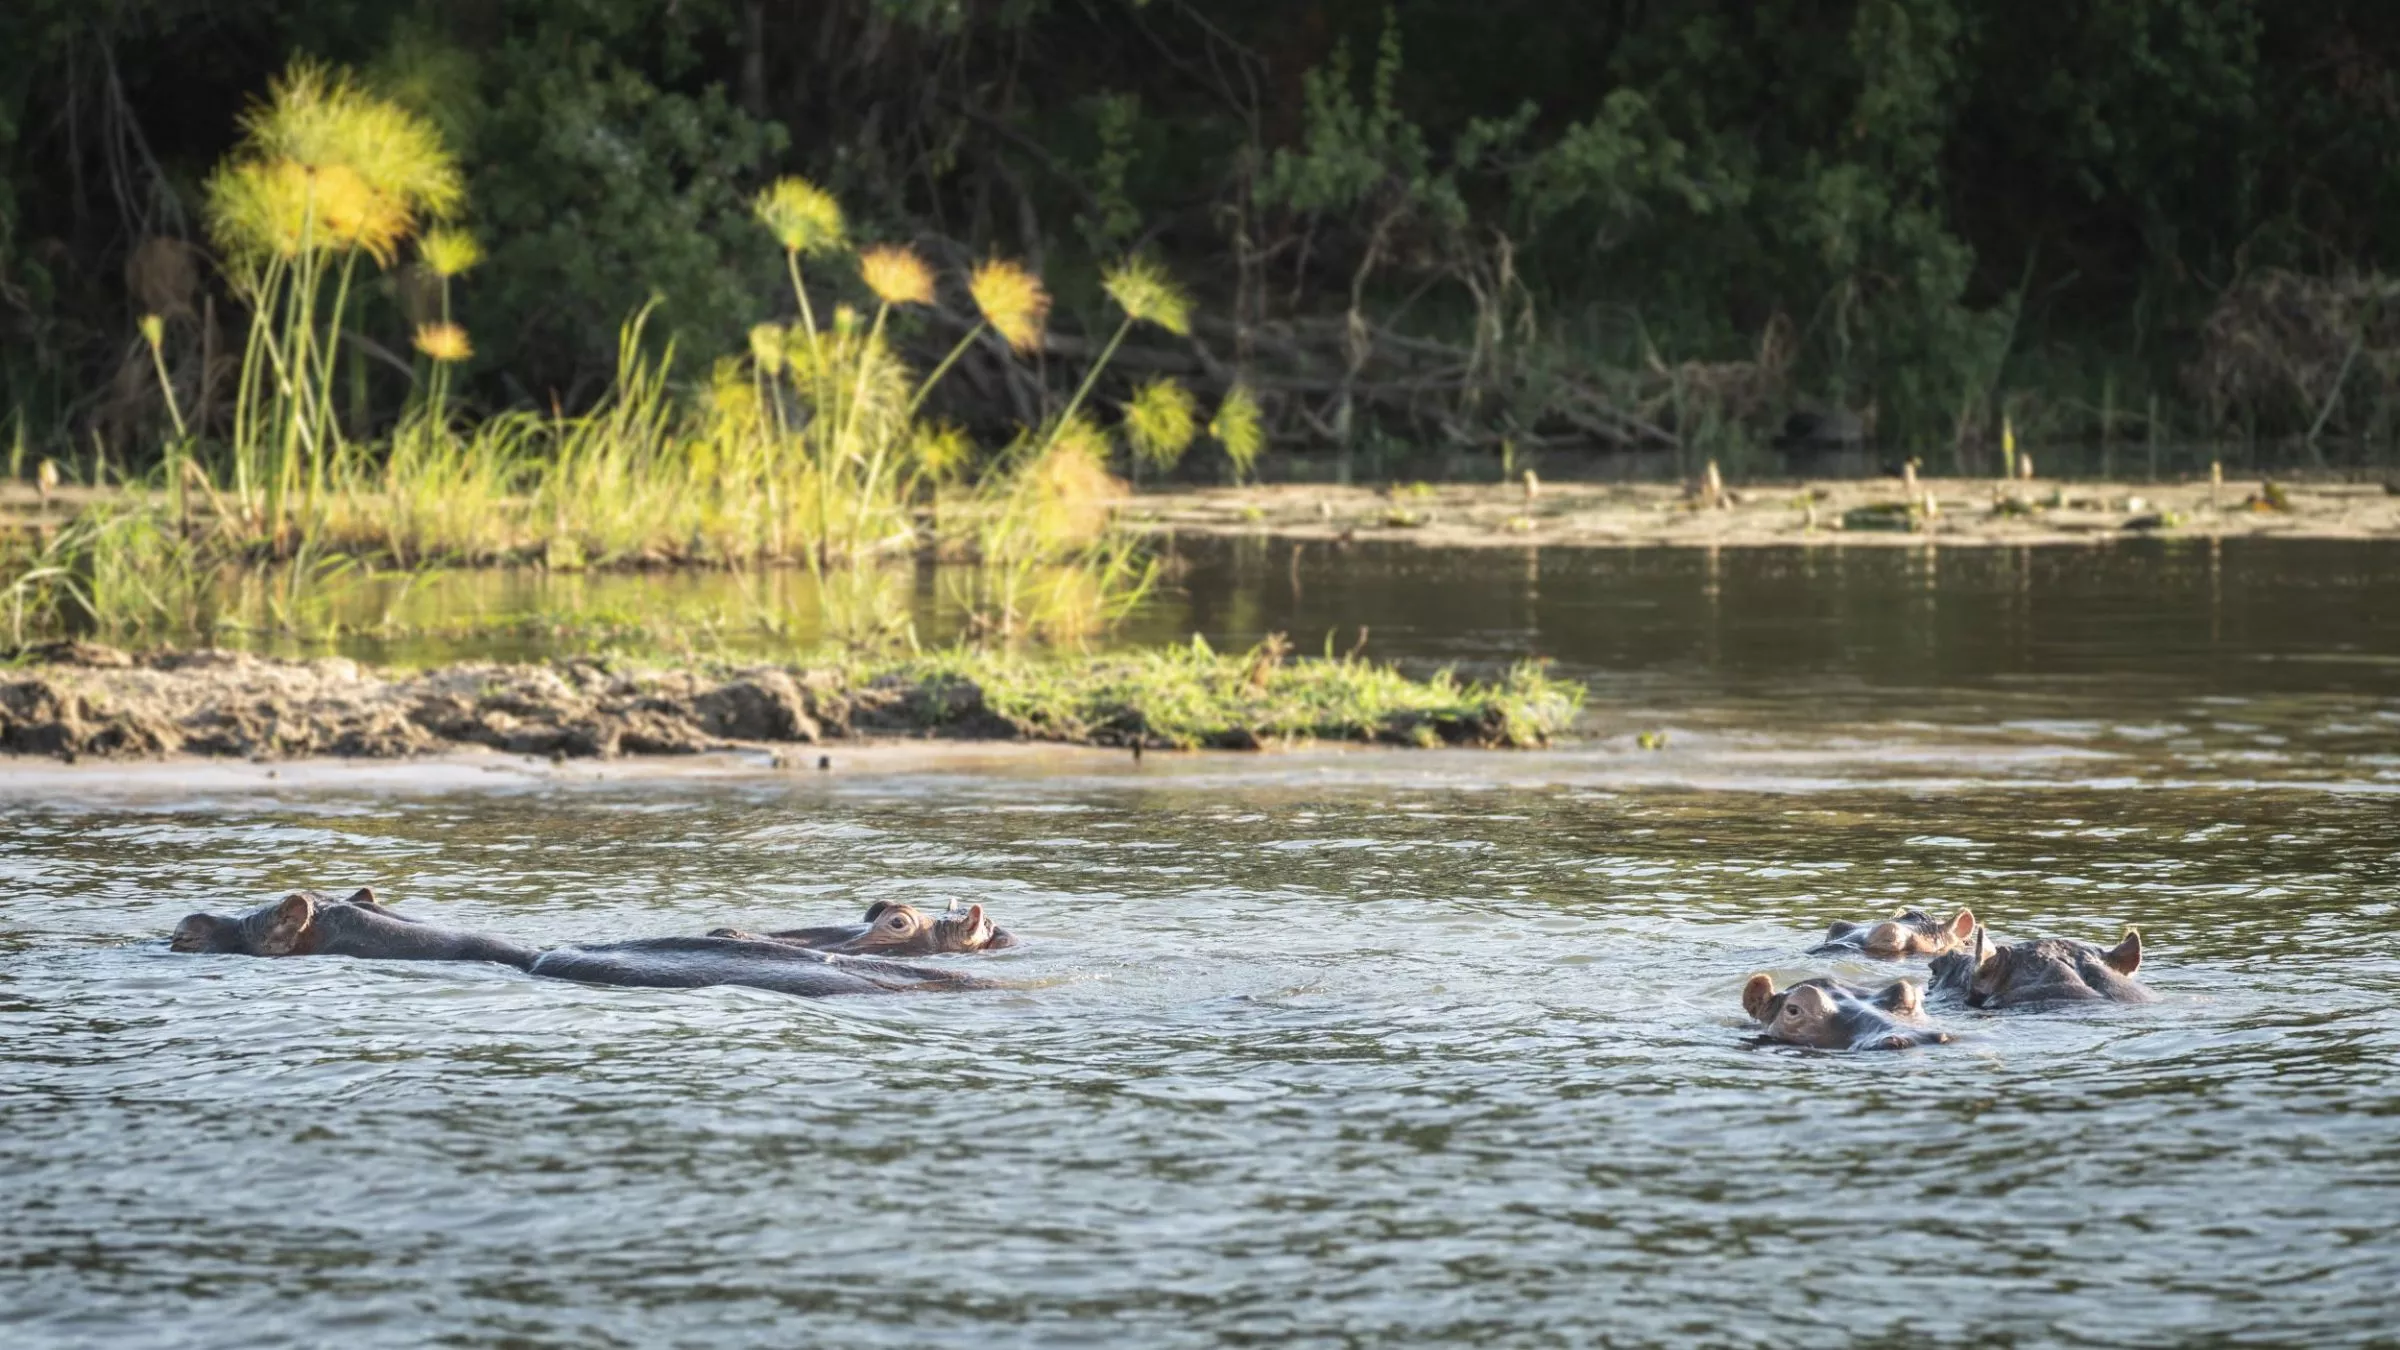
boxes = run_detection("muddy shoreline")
[0,644,1567,763]
[11,476,2395,559]
[1127,476,2400,550]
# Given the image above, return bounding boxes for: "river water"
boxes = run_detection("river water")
[5,539,2399,1347]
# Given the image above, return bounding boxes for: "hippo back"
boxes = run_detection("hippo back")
[171,889,539,970]
[529,936,995,997]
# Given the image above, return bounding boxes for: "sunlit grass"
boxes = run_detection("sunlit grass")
[864,638,1584,749]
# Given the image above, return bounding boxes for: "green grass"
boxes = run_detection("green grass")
[848,637,1584,749]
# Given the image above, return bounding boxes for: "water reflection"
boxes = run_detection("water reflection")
[154,538,2400,697]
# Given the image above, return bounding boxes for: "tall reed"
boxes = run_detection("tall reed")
[203,61,462,546]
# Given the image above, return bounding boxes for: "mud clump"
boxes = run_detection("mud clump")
[0,648,852,763]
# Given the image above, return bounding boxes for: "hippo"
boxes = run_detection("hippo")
[1741,974,1951,1050]
[1809,907,1977,959]
[710,900,1015,956]
[527,935,997,997]
[169,889,540,969]
[1928,928,2151,1008]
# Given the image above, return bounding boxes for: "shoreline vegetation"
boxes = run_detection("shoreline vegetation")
[4,58,2387,717]
[0,63,1256,654]
[0,641,1585,763]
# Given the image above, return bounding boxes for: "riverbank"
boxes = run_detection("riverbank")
[10,474,2394,565]
[0,642,1582,762]
[1129,476,2400,550]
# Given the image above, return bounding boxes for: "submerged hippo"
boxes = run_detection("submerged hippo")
[1809,907,1977,958]
[1741,974,1951,1050]
[528,935,996,997]
[710,900,1015,956]
[1928,927,2151,1008]
[169,889,539,969]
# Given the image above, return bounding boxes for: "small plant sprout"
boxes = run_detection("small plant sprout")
[1210,385,1264,482]
[1123,378,1199,476]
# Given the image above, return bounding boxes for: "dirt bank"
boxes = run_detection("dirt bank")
[1127,476,2400,550]
[0,643,1576,762]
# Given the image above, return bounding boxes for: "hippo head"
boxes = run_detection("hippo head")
[843,901,1015,954]
[169,889,359,956]
[167,911,252,953]
[1943,929,2150,1008]
[1810,907,1977,958]
[1926,923,1997,1001]
[721,900,1016,955]
[1741,974,1950,1050]
[928,900,1017,952]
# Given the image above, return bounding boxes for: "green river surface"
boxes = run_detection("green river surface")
[4,537,2398,1347]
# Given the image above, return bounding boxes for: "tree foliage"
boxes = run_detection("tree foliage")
[10,0,2400,450]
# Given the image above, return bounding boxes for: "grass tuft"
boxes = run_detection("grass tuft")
[859,640,1585,749]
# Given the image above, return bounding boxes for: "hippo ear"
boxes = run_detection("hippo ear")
[1948,909,1977,940]
[1878,979,1924,1015]
[343,887,380,907]
[257,892,317,956]
[2104,928,2143,975]
[962,902,986,927]
[1741,974,1777,1022]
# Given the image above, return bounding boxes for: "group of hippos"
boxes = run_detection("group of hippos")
[1747,906,2152,1049]
[171,890,2150,1049]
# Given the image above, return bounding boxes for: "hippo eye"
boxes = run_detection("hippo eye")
[1781,1004,1801,1020]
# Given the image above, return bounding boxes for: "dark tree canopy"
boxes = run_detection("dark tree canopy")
[6,0,2398,454]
